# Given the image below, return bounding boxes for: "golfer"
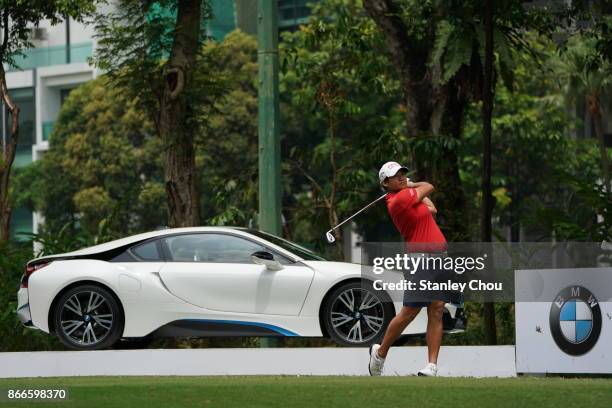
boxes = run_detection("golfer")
[368,161,448,377]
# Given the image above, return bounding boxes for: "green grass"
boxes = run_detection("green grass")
[0,376,611,408]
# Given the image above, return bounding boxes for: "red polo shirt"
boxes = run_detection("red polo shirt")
[386,188,447,252]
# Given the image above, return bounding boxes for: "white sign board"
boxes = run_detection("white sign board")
[515,268,612,374]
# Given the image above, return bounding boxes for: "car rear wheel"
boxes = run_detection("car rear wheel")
[322,281,394,347]
[53,284,123,350]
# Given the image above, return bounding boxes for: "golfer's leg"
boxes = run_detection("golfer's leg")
[377,306,421,358]
[426,301,445,364]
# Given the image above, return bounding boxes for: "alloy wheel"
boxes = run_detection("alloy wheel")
[59,290,114,346]
[329,287,385,344]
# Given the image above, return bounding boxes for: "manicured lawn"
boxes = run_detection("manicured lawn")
[0,376,611,407]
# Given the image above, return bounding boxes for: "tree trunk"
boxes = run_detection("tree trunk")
[510,147,522,242]
[0,65,20,242]
[363,0,469,242]
[159,0,201,227]
[587,95,611,193]
[431,84,470,242]
[481,0,497,345]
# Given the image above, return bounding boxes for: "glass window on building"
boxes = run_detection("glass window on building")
[9,207,33,242]
[60,88,73,106]
[42,88,74,141]
[278,0,317,32]
[235,0,318,36]
[3,87,34,168]
[209,0,237,41]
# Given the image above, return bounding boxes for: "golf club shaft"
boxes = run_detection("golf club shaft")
[328,193,387,233]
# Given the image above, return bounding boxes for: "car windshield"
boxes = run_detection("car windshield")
[245,229,327,261]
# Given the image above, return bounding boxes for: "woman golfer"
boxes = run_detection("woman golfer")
[368,161,447,377]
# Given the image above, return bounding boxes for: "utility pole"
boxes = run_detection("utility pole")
[65,15,71,64]
[258,0,282,348]
[481,0,497,345]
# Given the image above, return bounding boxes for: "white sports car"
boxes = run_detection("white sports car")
[17,227,465,350]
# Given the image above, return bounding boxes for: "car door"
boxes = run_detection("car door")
[110,239,166,297]
[158,233,315,315]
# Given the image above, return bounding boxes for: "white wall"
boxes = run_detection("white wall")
[0,346,517,378]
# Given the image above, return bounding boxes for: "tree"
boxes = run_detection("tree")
[361,0,471,241]
[559,36,611,193]
[361,0,570,242]
[32,77,165,239]
[196,31,260,227]
[93,0,211,228]
[14,31,257,241]
[0,0,96,242]
[461,35,581,242]
[281,0,410,258]
[461,34,574,344]
[458,35,609,344]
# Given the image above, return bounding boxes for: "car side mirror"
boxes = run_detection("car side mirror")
[251,251,283,271]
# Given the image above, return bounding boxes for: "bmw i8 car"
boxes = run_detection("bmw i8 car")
[17,227,466,350]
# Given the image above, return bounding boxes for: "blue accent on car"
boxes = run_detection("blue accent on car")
[182,319,298,336]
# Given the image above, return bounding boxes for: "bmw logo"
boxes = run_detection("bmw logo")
[549,286,602,356]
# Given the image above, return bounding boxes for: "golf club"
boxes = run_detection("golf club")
[325,193,388,243]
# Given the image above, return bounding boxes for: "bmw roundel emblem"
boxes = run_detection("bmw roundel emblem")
[549,286,602,356]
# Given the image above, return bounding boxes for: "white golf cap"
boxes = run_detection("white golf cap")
[378,161,408,184]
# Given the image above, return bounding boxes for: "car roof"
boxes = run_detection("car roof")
[37,227,302,262]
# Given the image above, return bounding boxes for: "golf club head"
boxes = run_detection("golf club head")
[325,231,336,243]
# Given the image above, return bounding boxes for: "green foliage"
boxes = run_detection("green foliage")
[25,223,98,256]
[27,76,166,239]
[92,0,217,128]
[534,180,611,242]
[460,34,610,243]
[558,35,612,105]
[436,22,474,84]
[92,0,211,113]
[0,241,62,351]
[13,31,260,240]
[427,1,570,92]
[281,0,408,256]
[591,14,612,64]
[195,31,260,227]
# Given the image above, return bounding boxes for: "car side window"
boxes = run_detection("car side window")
[110,240,162,262]
[164,234,267,263]
[130,240,162,261]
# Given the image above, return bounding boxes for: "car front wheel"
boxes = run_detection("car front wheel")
[323,281,394,347]
[53,284,124,350]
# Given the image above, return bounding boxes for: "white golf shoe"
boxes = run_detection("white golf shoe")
[417,362,438,377]
[368,344,385,376]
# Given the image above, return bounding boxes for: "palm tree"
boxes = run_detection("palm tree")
[560,36,611,193]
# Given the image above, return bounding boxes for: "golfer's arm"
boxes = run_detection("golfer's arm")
[407,181,434,201]
[422,197,437,214]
